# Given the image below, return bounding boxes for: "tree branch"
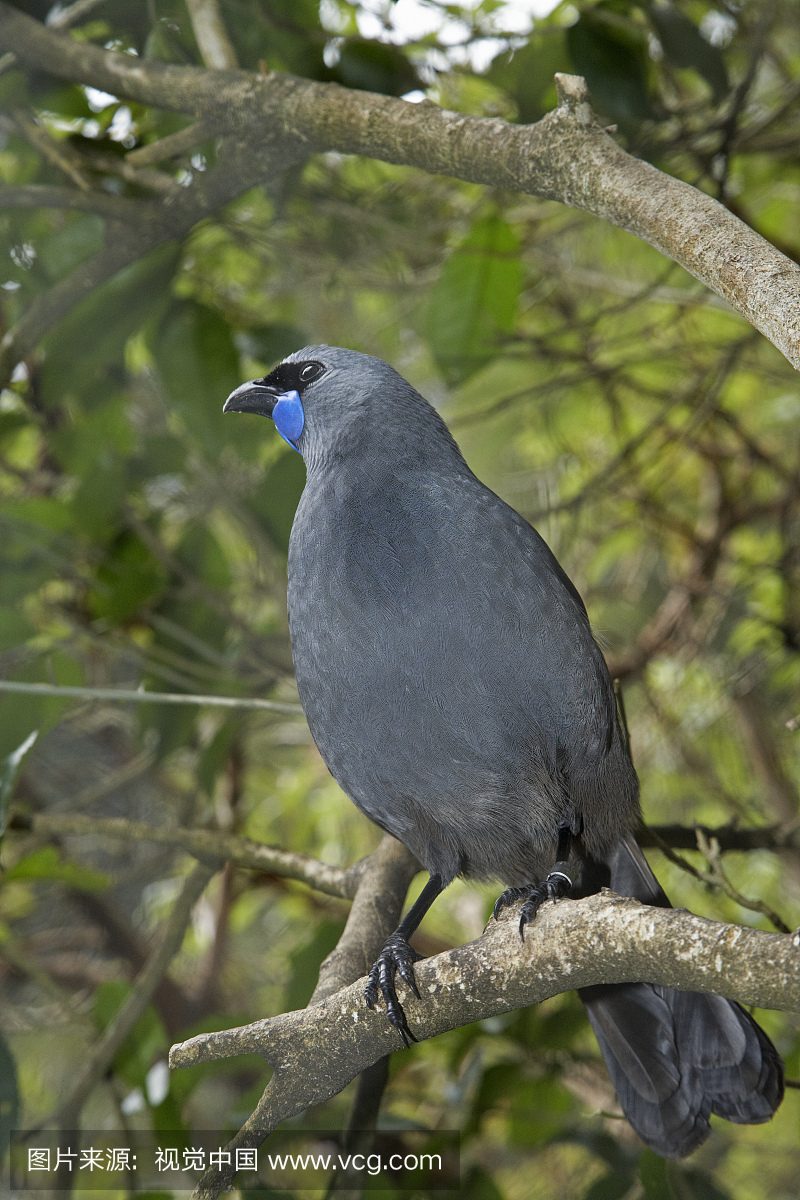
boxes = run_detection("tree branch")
[0,135,305,382]
[0,184,159,219]
[9,811,371,899]
[46,0,108,30]
[309,834,419,1004]
[185,0,239,70]
[12,808,799,908]
[0,679,302,713]
[126,120,213,167]
[181,834,417,1200]
[7,108,91,190]
[3,8,800,369]
[645,828,791,933]
[640,821,800,853]
[170,891,800,1199]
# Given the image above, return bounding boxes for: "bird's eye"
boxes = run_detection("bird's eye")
[299,362,324,383]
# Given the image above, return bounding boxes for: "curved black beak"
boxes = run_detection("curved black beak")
[223,380,279,417]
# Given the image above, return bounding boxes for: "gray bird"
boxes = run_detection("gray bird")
[224,346,783,1158]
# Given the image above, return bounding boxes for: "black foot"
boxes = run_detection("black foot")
[364,933,423,1048]
[493,869,573,940]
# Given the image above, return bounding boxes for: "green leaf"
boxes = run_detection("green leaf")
[0,531,56,603]
[175,522,231,590]
[649,5,729,102]
[88,531,168,623]
[0,729,37,839]
[0,1028,20,1166]
[144,19,196,64]
[0,497,73,533]
[567,9,656,126]
[39,243,180,408]
[150,299,245,456]
[461,1166,507,1200]
[0,412,30,448]
[93,981,168,1086]
[583,1174,635,1200]
[507,1073,574,1145]
[0,66,29,110]
[5,845,109,890]
[139,700,198,762]
[247,449,307,553]
[0,607,35,653]
[197,720,237,795]
[640,1149,674,1200]
[38,214,105,282]
[427,215,522,382]
[679,1171,734,1200]
[236,323,309,367]
[52,397,135,474]
[285,919,346,1012]
[71,456,129,539]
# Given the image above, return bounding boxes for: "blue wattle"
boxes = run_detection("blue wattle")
[272,390,305,451]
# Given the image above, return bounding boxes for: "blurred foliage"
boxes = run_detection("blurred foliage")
[2,1,800,1197]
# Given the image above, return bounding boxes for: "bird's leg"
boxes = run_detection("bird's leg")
[493,813,581,940]
[365,873,444,1048]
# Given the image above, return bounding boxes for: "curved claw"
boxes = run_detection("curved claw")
[518,884,547,939]
[492,870,574,941]
[364,932,423,1047]
[492,886,529,922]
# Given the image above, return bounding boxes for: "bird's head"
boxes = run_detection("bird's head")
[223,345,459,468]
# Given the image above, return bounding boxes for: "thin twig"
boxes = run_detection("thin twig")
[46,0,107,30]
[640,822,800,853]
[9,108,91,190]
[0,184,159,219]
[126,120,212,167]
[9,811,370,899]
[695,829,791,935]
[0,679,303,714]
[648,828,791,934]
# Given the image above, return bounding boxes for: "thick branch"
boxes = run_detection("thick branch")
[186,835,417,1200]
[3,9,800,368]
[174,892,800,1069]
[309,834,418,1004]
[170,891,800,1198]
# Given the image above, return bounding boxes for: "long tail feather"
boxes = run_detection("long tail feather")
[577,835,784,1157]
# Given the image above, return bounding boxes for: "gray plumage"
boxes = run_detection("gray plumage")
[224,345,783,1158]
[286,347,638,883]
